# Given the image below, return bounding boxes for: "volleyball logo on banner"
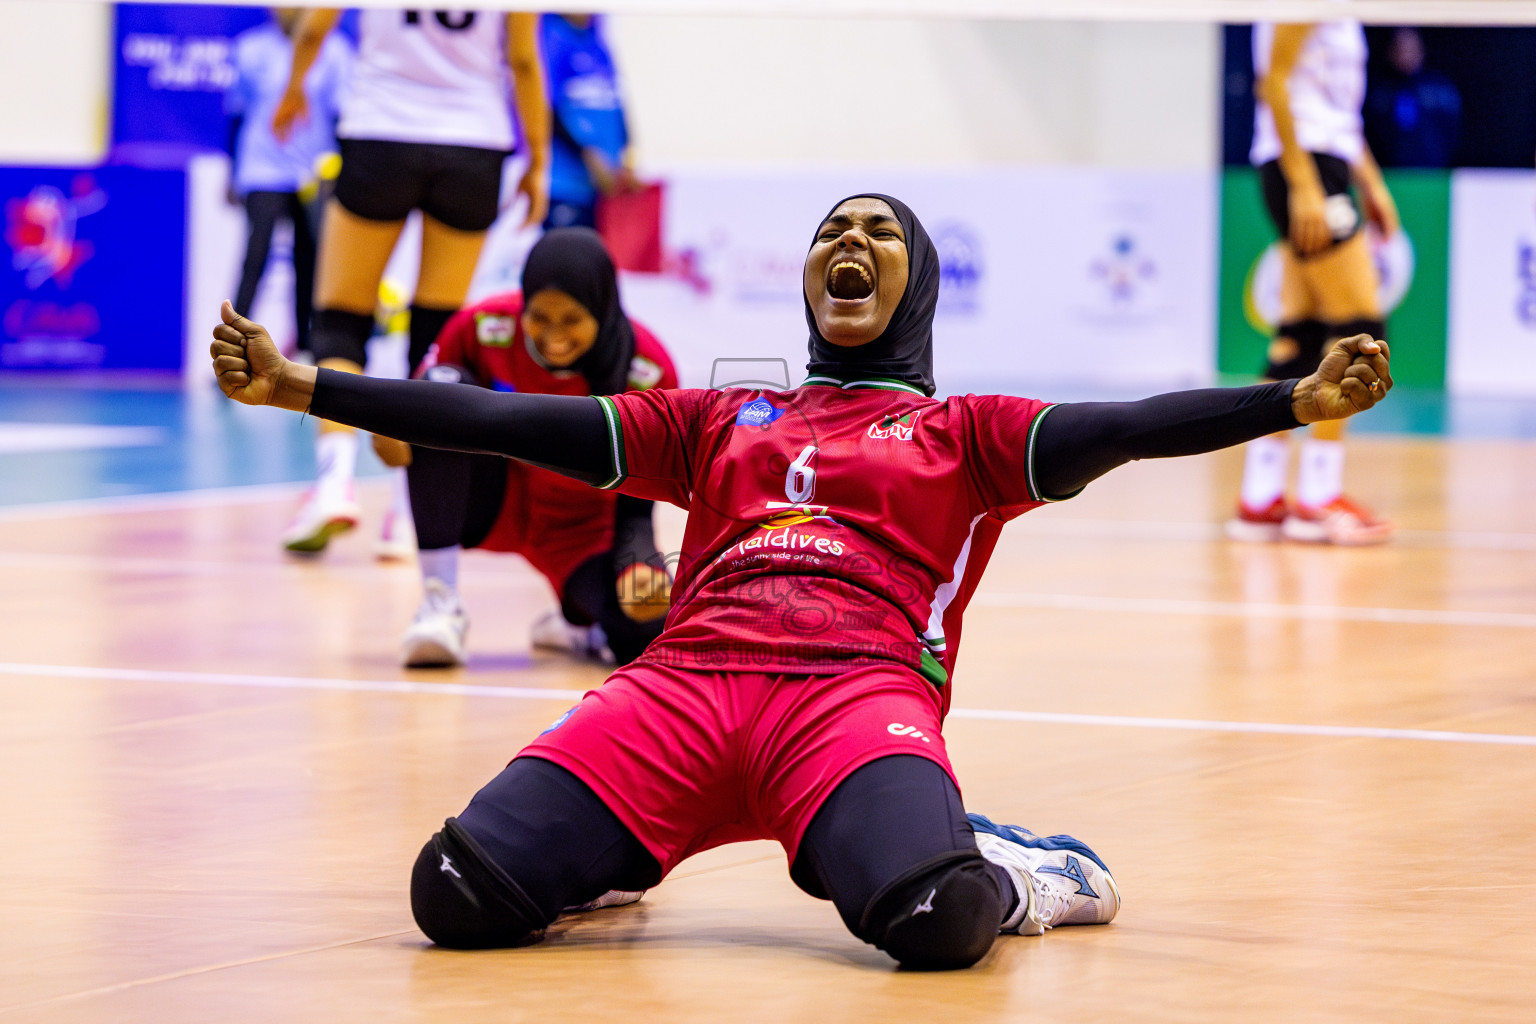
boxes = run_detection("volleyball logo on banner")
[931,222,983,317]
[1242,227,1415,334]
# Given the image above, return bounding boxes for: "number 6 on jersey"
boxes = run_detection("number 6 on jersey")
[785,446,819,504]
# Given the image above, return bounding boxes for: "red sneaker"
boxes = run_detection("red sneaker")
[1225,496,1288,542]
[1282,496,1393,546]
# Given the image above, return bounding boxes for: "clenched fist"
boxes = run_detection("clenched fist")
[210,300,316,411]
[1290,335,1392,424]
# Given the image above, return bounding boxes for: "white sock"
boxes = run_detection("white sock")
[1297,438,1345,509]
[419,545,461,592]
[1239,435,1289,511]
[315,431,357,502]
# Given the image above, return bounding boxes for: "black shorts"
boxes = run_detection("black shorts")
[1258,152,1360,248]
[333,138,507,232]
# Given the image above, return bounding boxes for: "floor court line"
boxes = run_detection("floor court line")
[3,485,1535,552]
[0,481,311,522]
[2,549,1531,628]
[0,549,539,587]
[975,592,1536,629]
[1010,517,1536,552]
[4,662,1532,749]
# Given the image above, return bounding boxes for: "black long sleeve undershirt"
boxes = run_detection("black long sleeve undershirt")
[306,369,1301,501]
[1031,379,1301,500]
[309,369,615,485]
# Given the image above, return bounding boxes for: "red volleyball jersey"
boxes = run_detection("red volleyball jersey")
[597,373,1060,714]
[421,293,678,589]
[424,292,677,398]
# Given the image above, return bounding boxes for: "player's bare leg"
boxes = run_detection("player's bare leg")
[1230,234,1389,545]
[373,215,492,562]
[1281,233,1391,544]
[283,202,406,553]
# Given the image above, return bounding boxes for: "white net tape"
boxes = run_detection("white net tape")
[108,0,1536,26]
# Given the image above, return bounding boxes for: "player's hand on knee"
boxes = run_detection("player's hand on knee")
[1287,184,1330,255]
[211,300,312,411]
[372,434,413,468]
[1290,335,1392,423]
[616,562,671,623]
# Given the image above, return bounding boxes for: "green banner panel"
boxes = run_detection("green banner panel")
[1217,166,1449,389]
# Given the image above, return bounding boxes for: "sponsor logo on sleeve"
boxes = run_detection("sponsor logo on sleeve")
[540,706,577,735]
[867,411,917,441]
[735,397,785,428]
[474,313,515,346]
[627,354,664,390]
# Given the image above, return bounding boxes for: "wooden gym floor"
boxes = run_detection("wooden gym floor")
[1,436,1533,1022]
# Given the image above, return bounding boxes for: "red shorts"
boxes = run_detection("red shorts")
[517,661,954,876]
[478,461,614,595]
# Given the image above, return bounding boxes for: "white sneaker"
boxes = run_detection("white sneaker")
[375,505,416,562]
[968,813,1120,936]
[402,580,468,667]
[562,889,645,914]
[529,610,614,665]
[281,485,361,554]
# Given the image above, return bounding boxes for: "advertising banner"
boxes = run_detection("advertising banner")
[0,166,186,371]
[557,168,1218,396]
[1216,166,1449,390]
[1447,169,1536,396]
[112,3,270,164]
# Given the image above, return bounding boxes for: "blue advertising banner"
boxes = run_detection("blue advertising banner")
[112,3,268,165]
[0,166,187,371]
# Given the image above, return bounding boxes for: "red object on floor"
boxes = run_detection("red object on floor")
[597,182,664,273]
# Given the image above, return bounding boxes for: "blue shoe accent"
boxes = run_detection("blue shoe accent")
[967,813,1113,876]
[1036,854,1098,898]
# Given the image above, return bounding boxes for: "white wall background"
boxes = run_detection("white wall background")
[0,1,112,164]
[610,17,1218,170]
[0,4,1219,172]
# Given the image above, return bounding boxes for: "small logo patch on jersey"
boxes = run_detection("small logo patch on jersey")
[628,355,664,390]
[868,411,917,441]
[887,722,932,743]
[439,854,462,878]
[735,397,784,428]
[475,313,515,346]
[541,707,577,735]
[1038,855,1098,898]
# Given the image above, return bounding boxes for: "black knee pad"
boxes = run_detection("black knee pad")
[1328,318,1386,344]
[858,850,1007,971]
[309,308,374,366]
[1266,318,1328,380]
[410,817,547,949]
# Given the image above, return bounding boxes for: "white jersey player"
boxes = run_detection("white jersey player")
[1227,21,1399,547]
[1250,20,1366,169]
[271,9,550,559]
[341,8,518,150]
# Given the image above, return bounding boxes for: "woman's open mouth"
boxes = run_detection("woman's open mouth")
[827,260,874,302]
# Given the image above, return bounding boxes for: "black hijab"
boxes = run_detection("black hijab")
[804,193,939,397]
[521,227,635,396]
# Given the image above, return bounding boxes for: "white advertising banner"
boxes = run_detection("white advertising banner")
[1448,168,1536,396]
[191,162,1216,398]
[473,167,1218,397]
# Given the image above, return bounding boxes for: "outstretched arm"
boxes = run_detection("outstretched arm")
[211,302,615,484]
[1033,335,1392,500]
